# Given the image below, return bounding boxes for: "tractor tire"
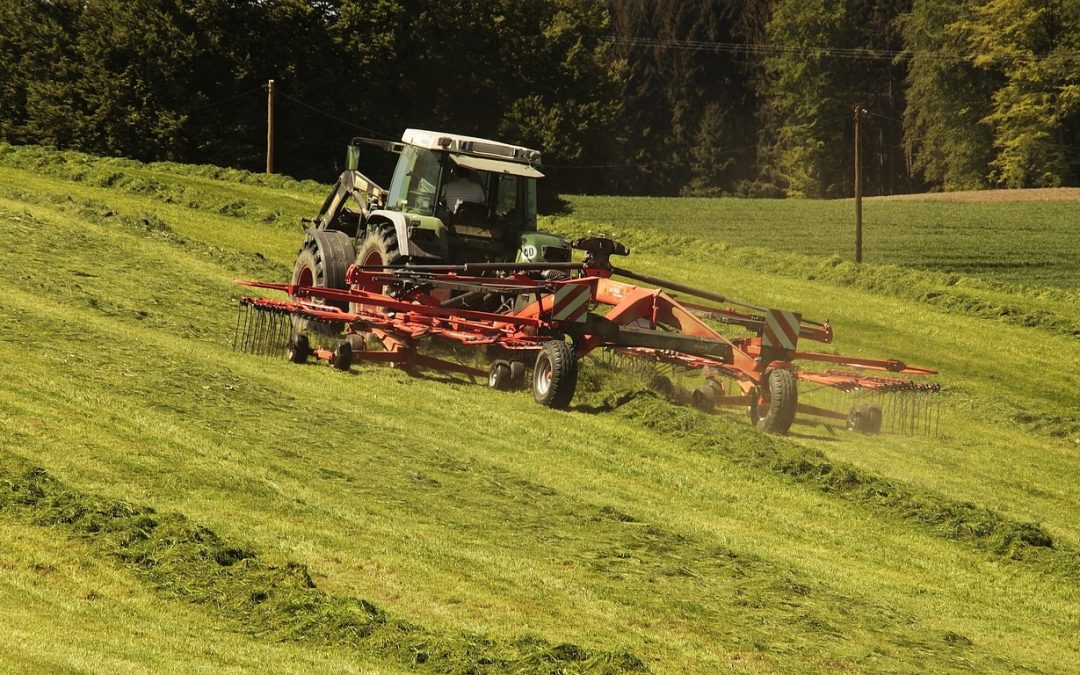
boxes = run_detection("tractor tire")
[353,227,404,311]
[749,368,798,434]
[847,403,883,434]
[489,361,512,391]
[292,231,355,308]
[291,231,355,340]
[533,340,578,409]
[355,227,403,277]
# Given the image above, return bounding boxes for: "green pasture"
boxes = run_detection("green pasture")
[564,195,1080,289]
[0,146,1077,673]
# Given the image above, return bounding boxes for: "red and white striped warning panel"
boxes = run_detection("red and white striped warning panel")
[551,283,591,323]
[762,309,802,350]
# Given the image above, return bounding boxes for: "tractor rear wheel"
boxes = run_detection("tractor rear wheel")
[292,231,355,308]
[533,341,578,409]
[292,231,355,340]
[749,368,798,434]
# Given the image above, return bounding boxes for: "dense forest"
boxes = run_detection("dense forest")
[1,0,1078,197]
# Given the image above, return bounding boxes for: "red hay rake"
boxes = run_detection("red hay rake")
[235,237,939,435]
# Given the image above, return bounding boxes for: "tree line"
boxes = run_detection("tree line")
[1,0,1077,198]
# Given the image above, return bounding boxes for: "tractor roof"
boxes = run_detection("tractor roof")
[402,129,542,166]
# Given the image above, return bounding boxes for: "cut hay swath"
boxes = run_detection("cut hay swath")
[235,237,939,435]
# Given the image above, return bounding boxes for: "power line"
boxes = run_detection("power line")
[182,86,263,115]
[274,89,394,140]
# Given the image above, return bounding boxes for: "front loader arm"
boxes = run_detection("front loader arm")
[313,170,386,231]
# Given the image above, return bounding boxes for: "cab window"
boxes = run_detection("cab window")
[387,146,441,215]
[490,175,538,231]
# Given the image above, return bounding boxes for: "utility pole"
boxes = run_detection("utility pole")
[853,104,863,263]
[266,79,275,174]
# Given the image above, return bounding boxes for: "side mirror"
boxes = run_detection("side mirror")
[346,144,361,171]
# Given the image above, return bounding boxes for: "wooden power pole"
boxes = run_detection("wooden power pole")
[853,105,863,263]
[266,79,275,174]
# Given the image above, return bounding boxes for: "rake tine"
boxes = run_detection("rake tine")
[268,311,281,357]
[257,310,269,356]
[263,311,275,356]
[253,309,264,356]
[274,312,284,357]
[252,309,263,355]
[236,303,247,352]
[249,309,259,355]
[269,311,280,357]
[242,303,255,354]
[233,302,243,351]
[276,311,290,357]
[268,311,279,356]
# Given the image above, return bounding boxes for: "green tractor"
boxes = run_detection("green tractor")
[293,129,571,302]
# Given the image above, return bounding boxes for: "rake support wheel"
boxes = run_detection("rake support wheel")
[750,368,798,434]
[330,342,353,371]
[489,361,513,391]
[692,386,717,412]
[533,341,578,409]
[287,334,310,364]
[848,403,883,434]
[509,360,527,389]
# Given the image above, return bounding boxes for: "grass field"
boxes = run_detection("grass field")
[1,145,1078,673]
[563,194,1080,289]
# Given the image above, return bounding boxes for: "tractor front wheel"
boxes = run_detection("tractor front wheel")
[353,227,404,312]
[749,368,798,434]
[354,228,402,285]
[533,341,578,409]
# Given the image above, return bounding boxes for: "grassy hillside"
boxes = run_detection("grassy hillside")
[1,145,1078,673]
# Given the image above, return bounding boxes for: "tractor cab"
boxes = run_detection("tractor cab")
[371,129,558,264]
